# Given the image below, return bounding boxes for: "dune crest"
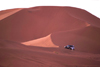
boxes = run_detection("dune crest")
[0,8,23,20]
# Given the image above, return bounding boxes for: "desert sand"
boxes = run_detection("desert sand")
[0,6,100,67]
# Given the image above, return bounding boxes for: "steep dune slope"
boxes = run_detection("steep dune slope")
[65,7,100,28]
[0,6,87,43]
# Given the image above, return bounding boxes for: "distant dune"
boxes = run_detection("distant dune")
[0,6,100,67]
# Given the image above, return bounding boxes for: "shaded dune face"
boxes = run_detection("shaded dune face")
[65,7,100,28]
[0,6,86,43]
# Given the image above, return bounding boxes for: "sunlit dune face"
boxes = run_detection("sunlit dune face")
[22,34,59,48]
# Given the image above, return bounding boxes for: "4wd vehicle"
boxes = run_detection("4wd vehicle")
[64,45,75,50]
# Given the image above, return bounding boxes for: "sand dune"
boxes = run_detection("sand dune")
[51,26,100,53]
[0,40,100,67]
[0,6,87,43]
[0,8,23,20]
[65,7,100,28]
[0,6,100,67]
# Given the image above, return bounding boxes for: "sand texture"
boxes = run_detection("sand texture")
[0,6,100,67]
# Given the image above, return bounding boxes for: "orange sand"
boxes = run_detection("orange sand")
[0,6,100,67]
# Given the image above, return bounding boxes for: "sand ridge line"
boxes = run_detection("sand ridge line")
[0,8,23,20]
